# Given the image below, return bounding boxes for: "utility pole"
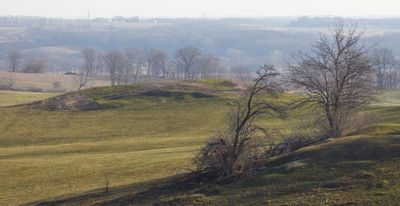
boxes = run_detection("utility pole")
[87,10,91,28]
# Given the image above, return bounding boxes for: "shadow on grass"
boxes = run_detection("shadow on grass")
[25,135,400,206]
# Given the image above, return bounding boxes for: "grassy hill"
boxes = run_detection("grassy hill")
[31,135,400,206]
[0,81,399,205]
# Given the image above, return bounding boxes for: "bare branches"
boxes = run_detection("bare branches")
[7,48,21,72]
[287,20,377,138]
[78,48,100,90]
[175,47,201,80]
[195,65,285,179]
[373,48,399,89]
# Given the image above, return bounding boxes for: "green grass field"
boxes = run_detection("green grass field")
[0,81,399,205]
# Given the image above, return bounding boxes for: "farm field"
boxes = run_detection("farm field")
[0,71,109,92]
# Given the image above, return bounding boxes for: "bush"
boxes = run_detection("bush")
[194,66,284,180]
[52,81,62,89]
[194,130,260,179]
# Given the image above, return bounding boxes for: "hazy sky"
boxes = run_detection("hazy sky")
[1,0,399,18]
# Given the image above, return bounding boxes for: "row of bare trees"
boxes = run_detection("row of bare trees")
[77,47,227,89]
[373,48,400,89]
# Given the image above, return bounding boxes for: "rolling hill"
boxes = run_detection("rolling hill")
[0,81,399,205]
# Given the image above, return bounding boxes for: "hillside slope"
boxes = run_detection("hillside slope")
[2,80,299,205]
[30,135,400,206]
[1,82,399,205]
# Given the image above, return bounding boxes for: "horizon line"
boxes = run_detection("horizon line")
[2,14,400,20]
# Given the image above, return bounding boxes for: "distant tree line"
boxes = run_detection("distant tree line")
[77,46,229,88]
[6,48,47,73]
[373,48,400,89]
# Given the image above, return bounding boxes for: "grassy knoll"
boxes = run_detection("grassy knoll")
[1,81,399,205]
[0,81,301,205]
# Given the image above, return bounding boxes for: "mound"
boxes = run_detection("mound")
[21,92,101,111]
[13,80,242,111]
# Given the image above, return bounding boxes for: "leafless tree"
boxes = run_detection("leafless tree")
[373,48,398,88]
[196,54,221,79]
[152,50,168,79]
[23,56,47,73]
[2,75,15,90]
[175,47,201,79]
[231,65,252,81]
[143,49,168,78]
[124,48,143,83]
[287,21,377,138]
[7,48,21,72]
[195,65,285,179]
[104,50,124,86]
[77,48,99,90]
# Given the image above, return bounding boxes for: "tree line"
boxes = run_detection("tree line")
[6,48,48,73]
[6,44,399,91]
[77,47,227,89]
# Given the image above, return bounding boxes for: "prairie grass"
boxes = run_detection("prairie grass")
[0,83,399,205]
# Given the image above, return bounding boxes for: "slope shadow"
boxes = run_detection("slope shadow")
[25,135,400,206]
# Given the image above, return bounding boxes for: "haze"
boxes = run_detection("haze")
[1,0,400,18]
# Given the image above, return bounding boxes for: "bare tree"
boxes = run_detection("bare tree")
[195,65,284,179]
[231,65,251,81]
[143,49,167,78]
[196,54,221,79]
[288,21,377,138]
[373,48,397,89]
[7,48,21,72]
[77,48,98,90]
[152,50,168,79]
[23,56,47,73]
[175,47,201,79]
[104,50,124,86]
[4,75,15,90]
[124,48,143,83]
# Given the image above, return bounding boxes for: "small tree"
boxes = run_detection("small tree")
[104,50,124,86]
[195,65,285,179]
[288,20,377,138]
[7,48,21,72]
[23,57,47,73]
[231,65,251,81]
[175,47,201,79]
[373,48,398,89]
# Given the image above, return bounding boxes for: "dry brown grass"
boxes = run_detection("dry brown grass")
[0,71,109,92]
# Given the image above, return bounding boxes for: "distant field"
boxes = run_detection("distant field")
[0,81,399,205]
[0,91,57,106]
[0,71,109,92]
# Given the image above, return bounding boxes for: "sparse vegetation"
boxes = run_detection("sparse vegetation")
[288,21,377,138]
[195,65,285,179]
[1,14,400,206]
[1,79,399,205]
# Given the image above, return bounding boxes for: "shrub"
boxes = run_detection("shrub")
[194,65,285,180]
